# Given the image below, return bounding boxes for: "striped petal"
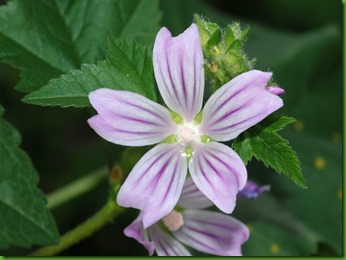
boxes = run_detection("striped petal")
[177,177,214,210]
[173,210,249,256]
[153,23,204,122]
[149,225,191,256]
[88,88,176,146]
[199,70,283,141]
[188,142,247,214]
[117,144,187,228]
[124,213,155,256]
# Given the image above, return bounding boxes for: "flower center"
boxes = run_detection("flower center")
[177,124,198,145]
[162,210,184,231]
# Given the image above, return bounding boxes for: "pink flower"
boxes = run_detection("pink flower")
[124,178,250,256]
[88,24,283,228]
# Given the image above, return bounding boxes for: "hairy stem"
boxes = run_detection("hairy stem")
[30,199,124,256]
[47,166,108,210]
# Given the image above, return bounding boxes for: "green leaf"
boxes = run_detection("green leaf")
[0,105,59,249]
[232,115,305,188]
[0,0,161,93]
[22,39,157,107]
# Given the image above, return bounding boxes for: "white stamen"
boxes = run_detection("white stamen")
[162,210,184,231]
[177,123,198,145]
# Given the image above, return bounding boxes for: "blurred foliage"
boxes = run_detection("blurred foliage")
[0,105,59,249]
[237,132,342,256]
[0,0,342,256]
[0,0,161,93]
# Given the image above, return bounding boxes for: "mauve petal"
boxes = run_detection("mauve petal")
[88,88,176,146]
[117,143,187,228]
[199,70,283,141]
[173,210,249,256]
[238,180,270,199]
[188,142,247,213]
[178,178,214,210]
[149,225,191,256]
[124,213,155,256]
[266,86,285,95]
[153,24,204,122]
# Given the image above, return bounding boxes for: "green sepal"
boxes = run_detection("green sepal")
[194,15,255,91]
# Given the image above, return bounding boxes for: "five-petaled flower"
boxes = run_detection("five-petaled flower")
[124,178,249,256]
[88,23,284,228]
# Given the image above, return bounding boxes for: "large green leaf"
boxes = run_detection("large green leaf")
[0,0,161,93]
[0,105,59,249]
[232,115,305,188]
[22,39,157,107]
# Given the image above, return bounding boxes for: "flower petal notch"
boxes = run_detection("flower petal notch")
[153,24,204,122]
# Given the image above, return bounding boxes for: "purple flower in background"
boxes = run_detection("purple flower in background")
[88,23,284,227]
[124,178,249,256]
[238,180,270,199]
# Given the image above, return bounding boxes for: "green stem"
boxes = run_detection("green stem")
[47,166,108,210]
[30,199,124,256]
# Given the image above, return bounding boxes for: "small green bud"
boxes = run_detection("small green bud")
[208,62,218,73]
[211,46,221,55]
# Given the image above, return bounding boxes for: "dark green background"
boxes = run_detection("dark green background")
[0,0,342,256]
